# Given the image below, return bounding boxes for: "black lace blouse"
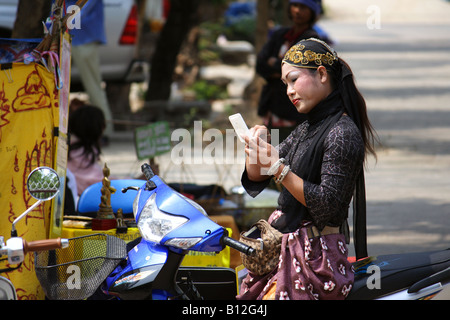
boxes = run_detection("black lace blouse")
[242,115,364,232]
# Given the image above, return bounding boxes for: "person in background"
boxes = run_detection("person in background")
[67,0,114,138]
[256,0,322,142]
[67,104,109,196]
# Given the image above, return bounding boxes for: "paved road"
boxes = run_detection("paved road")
[322,0,450,256]
[103,0,450,257]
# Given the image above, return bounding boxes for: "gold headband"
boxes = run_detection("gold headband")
[282,38,338,69]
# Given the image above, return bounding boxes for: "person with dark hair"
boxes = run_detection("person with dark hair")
[256,0,323,142]
[67,104,108,196]
[239,38,378,300]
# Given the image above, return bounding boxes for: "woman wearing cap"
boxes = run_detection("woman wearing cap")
[256,0,323,142]
[239,38,378,300]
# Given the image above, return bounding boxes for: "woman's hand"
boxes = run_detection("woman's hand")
[242,125,305,205]
[248,125,271,143]
[243,125,279,179]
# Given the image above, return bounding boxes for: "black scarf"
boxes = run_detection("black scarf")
[271,89,368,260]
[271,90,343,231]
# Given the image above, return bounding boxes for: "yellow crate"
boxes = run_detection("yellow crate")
[181,247,231,268]
[61,227,141,243]
[181,228,233,268]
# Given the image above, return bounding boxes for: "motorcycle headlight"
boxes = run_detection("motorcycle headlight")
[136,193,188,243]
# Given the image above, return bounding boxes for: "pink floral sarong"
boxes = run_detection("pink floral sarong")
[237,220,354,300]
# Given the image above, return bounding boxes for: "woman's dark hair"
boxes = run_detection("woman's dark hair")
[307,61,378,161]
[68,105,106,166]
[333,58,379,161]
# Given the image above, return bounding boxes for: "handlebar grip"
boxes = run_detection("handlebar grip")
[222,236,255,256]
[141,163,155,180]
[22,238,69,254]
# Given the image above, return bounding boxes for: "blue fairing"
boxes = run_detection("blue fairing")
[128,239,168,268]
[105,239,168,293]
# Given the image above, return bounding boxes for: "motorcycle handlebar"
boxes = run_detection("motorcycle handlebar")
[222,236,255,256]
[22,238,69,255]
[141,163,157,190]
[141,163,155,181]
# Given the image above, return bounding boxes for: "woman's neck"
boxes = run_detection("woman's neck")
[307,90,342,125]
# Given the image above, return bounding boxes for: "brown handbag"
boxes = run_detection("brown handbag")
[239,219,283,276]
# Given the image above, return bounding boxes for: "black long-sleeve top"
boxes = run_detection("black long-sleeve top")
[242,115,365,231]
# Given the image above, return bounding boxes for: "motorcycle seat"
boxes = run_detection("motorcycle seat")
[347,248,450,300]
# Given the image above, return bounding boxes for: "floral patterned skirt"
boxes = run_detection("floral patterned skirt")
[237,221,354,300]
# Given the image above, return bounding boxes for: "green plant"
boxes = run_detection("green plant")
[186,80,228,100]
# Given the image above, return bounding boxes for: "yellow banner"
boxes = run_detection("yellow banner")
[0,62,59,299]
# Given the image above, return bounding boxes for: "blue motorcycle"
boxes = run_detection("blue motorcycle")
[35,163,254,300]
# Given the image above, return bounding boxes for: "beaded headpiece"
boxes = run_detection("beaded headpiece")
[282,38,338,71]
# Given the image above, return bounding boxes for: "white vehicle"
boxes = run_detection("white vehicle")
[0,0,146,86]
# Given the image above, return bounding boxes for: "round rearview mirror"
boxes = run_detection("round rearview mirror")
[27,167,60,201]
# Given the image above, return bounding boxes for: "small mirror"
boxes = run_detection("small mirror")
[27,167,60,201]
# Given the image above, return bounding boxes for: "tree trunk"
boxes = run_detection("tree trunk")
[146,0,201,101]
[255,0,269,54]
[242,0,269,106]
[11,0,51,38]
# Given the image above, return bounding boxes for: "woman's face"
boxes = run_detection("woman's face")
[289,3,314,27]
[281,64,330,114]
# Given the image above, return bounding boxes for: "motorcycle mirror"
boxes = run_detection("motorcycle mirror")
[27,166,60,201]
[11,167,60,237]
